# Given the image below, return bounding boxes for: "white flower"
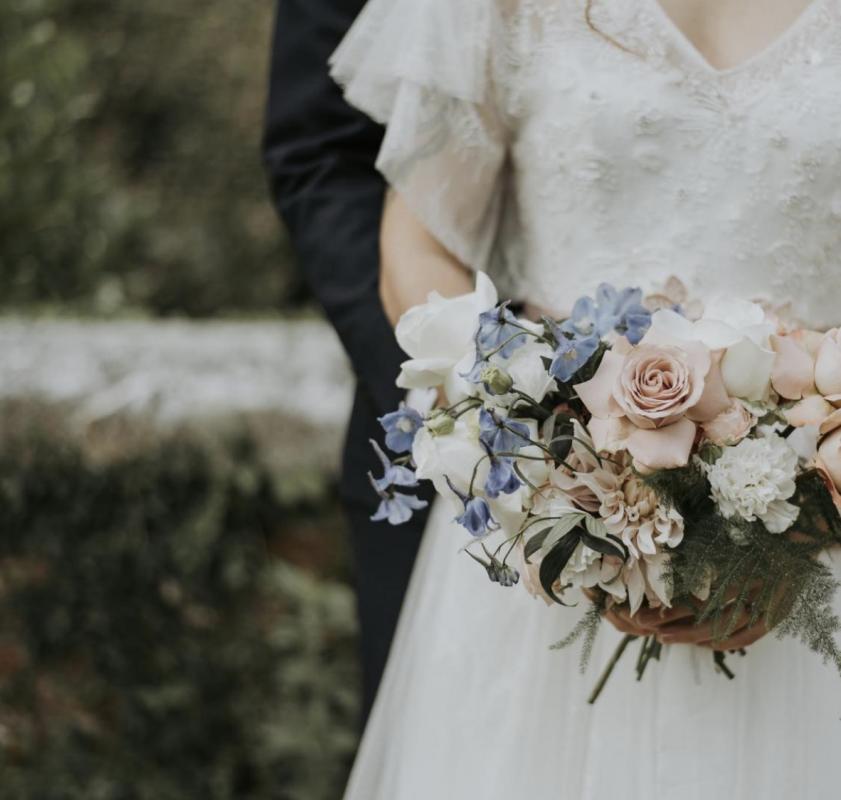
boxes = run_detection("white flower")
[646,300,776,401]
[395,272,497,391]
[703,434,799,534]
[413,409,547,533]
[413,409,485,515]
[498,336,557,405]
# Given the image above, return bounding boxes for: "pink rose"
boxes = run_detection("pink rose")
[815,329,841,398]
[773,329,841,429]
[817,428,841,512]
[770,334,816,400]
[614,344,709,428]
[575,338,730,470]
[702,400,755,446]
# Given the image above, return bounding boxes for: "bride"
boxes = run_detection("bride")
[331,0,841,797]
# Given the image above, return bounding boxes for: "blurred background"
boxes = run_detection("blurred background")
[1,1,360,797]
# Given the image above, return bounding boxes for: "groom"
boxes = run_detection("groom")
[262,0,430,724]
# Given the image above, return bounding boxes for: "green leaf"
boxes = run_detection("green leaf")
[539,530,582,605]
[523,527,551,562]
[579,529,626,561]
[541,513,586,554]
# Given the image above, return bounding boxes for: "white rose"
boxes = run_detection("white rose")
[396,272,498,390]
[647,301,775,401]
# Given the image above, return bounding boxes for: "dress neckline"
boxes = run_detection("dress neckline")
[644,0,829,77]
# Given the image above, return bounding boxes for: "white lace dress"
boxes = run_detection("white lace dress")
[331,1,841,797]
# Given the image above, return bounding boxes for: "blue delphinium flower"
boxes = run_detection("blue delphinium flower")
[546,321,601,382]
[476,303,529,359]
[445,476,499,537]
[557,284,652,353]
[595,284,651,344]
[560,295,604,340]
[484,452,521,499]
[370,440,419,491]
[378,404,424,453]
[478,409,532,456]
[368,440,428,525]
[369,474,429,525]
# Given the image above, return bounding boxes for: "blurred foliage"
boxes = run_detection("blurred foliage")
[0,401,358,799]
[0,0,298,316]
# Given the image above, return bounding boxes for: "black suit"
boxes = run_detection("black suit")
[262,0,430,724]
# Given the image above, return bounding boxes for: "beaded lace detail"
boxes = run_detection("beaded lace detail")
[333,0,841,327]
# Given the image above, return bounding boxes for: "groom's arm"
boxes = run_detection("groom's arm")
[263,0,407,416]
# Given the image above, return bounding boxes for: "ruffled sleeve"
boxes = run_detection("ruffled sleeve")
[330,0,509,272]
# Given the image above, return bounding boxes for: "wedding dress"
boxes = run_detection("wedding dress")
[331,1,841,797]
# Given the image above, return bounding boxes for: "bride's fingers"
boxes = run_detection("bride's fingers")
[697,620,769,651]
[603,609,653,638]
[655,608,754,645]
[631,604,696,628]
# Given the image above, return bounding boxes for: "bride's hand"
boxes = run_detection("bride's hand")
[582,588,697,638]
[650,581,771,650]
[583,586,771,650]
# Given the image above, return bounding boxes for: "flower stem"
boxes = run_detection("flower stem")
[713,650,736,680]
[588,634,637,705]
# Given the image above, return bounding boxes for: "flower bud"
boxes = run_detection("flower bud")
[425,409,455,437]
[480,364,514,395]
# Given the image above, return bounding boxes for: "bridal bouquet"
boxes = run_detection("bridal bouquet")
[370,274,841,699]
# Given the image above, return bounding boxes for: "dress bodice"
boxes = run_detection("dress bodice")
[331,0,841,326]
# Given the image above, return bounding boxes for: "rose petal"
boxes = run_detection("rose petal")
[815,455,841,514]
[687,351,731,422]
[815,330,841,397]
[642,309,697,345]
[692,318,745,350]
[819,407,841,437]
[770,334,816,400]
[784,395,835,428]
[817,429,841,504]
[721,338,775,400]
[574,350,626,419]
[625,417,697,470]
[587,416,634,454]
[792,328,826,357]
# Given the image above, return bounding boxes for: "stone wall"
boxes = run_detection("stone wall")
[0,317,354,485]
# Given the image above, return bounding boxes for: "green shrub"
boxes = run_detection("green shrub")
[0,401,359,799]
[1,0,296,317]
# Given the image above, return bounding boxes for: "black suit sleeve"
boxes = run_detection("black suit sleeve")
[263,0,407,417]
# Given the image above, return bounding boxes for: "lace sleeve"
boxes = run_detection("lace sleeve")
[330,0,510,272]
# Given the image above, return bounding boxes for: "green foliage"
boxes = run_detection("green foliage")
[0,402,358,799]
[649,463,841,673]
[1,0,297,316]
